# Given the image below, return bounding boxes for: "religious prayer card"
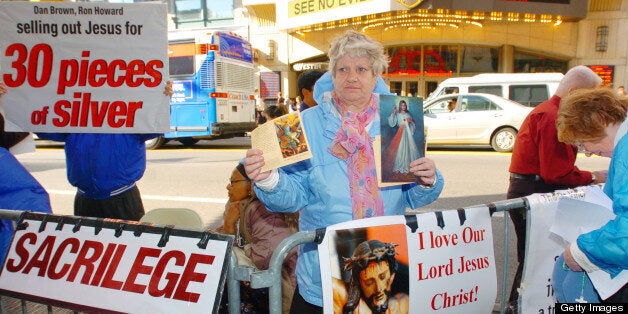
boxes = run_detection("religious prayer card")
[378,94,425,184]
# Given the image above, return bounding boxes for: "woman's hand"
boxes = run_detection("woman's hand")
[244,148,271,182]
[410,157,437,186]
[0,82,7,97]
[222,201,240,235]
[163,80,173,98]
[564,245,584,272]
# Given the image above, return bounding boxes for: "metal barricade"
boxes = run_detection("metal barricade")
[229,197,529,314]
[3,190,589,313]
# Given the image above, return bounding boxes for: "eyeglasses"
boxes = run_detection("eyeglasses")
[574,141,593,155]
[229,179,249,185]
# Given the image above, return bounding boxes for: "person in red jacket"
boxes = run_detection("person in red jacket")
[505,65,607,312]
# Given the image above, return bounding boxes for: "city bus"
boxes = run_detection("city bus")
[146,29,257,149]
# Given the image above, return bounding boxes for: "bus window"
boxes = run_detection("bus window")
[168,42,195,76]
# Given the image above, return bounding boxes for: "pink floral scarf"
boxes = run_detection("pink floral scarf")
[327,93,384,219]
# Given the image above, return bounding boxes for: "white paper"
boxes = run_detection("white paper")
[549,185,627,300]
[550,196,615,244]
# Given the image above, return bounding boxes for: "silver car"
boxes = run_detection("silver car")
[422,93,533,152]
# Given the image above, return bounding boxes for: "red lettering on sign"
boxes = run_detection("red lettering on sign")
[6,232,37,272]
[149,250,187,298]
[90,243,118,286]
[173,253,216,302]
[57,50,163,94]
[49,238,80,280]
[100,244,126,290]
[22,235,55,277]
[52,92,143,128]
[67,240,104,284]
[3,232,217,302]
[124,247,160,294]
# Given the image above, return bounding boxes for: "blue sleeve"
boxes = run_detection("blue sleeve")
[254,161,310,214]
[577,215,628,277]
[404,169,445,209]
[0,148,52,214]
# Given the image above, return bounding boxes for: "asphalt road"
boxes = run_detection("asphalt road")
[17,137,611,312]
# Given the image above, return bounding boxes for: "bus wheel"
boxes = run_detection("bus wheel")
[491,127,517,152]
[145,136,165,150]
[179,138,199,147]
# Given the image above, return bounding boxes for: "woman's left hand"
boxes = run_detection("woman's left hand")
[410,157,437,186]
[163,80,173,97]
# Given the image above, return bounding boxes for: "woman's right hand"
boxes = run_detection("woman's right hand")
[0,82,7,97]
[244,148,271,182]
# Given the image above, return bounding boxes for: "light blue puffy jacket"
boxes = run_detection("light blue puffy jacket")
[578,133,628,277]
[254,92,444,306]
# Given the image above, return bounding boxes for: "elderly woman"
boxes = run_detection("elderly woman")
[553,87,628,303]
[244,30,444,312]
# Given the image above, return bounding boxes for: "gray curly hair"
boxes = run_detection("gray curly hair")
[328,30,389,78]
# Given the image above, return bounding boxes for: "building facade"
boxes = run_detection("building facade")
[240,0,627,101]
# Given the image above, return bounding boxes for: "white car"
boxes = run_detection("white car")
[422,93,533,152]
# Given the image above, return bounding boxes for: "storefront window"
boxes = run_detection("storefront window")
[388,46,422,75]
[460,46,498,74]
[514,51,567,73]
[423,45,457,76]
[387,45,456,76]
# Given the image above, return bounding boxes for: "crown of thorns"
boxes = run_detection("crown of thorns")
[343,242,398,271]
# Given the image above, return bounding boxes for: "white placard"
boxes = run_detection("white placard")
[0,218,230,313]
[0,2,170,133]
[319,207,497,313]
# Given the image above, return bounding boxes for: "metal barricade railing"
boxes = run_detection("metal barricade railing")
[3,191,585,313]
[229,197,530,314]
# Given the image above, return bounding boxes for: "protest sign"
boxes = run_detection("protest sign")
[319,207,497,313]
[0,2,170,133]
[521,186,627,313]
[519,193,564,314]
[0,213,232,313]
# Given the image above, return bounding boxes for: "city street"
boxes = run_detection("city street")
[21,136,610,228]
[17,136,611,311]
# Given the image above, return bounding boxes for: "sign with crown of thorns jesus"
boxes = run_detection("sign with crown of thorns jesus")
[318,207,497,314]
